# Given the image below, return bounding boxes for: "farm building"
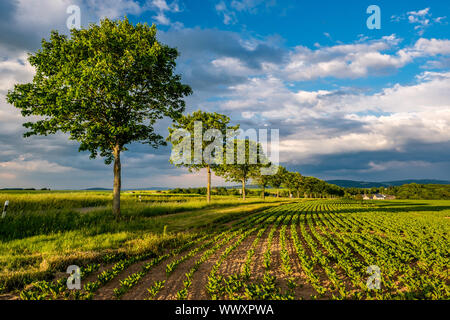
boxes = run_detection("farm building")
[363,194,394,200]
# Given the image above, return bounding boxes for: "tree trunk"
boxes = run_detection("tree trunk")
[206,165,211,203]
[113,145,121,220]
[262,185,265,200]
[297,190,300,198]
[242,178,246,200]
[276,188,279,198]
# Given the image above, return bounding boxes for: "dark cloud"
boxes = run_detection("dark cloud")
[0,0,17,21]
[158,27,287,92]
[0,0,53,54]
[287,141,450,181]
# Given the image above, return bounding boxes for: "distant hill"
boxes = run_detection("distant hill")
[326,179,450,188]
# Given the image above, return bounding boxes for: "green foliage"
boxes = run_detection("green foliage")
[147,280,166,299]
[6,17,191,163]
[215,139,269,199]
[282,171,303,196]
[387,183,450,200]
[342,183,450,200]
[266,166,286,189]
[167,110,239,170]
[6,17,192,217]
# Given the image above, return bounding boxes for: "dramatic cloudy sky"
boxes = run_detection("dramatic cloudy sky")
[0,0,449,188]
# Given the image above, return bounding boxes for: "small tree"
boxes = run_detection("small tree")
[250,171,271,200]
[303,176,317,198]
[267,165,287,197]
[292,172,304,198]
[281,171,292,198]
[6,18,192,219]
[283,171,303,198]
[215,139,265,200]
[167,110,238,203]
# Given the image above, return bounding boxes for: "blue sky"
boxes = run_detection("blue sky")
[0,0,449,188]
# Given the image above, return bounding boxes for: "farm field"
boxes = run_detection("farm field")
[0,193,449,300]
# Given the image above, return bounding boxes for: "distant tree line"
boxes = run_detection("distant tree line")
[343,183,450,200]
[387,184,450,199]
[169,169,345,199]
[170,182,450,200]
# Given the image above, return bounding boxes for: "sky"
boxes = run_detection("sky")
[0,0,449,189]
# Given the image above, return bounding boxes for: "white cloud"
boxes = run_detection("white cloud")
[86,0,144,19]
[189,33,448,85]
[215,1,237,25]
[0,53,35,93]
[230,0,273,13]
[407,8,430,17]
[215,0,273,24]
[279,108,450,164]
[392,7,445,35]
[280,36,450,81]
[149,0,182,26]
[153,12,171,25]
[0,155,75,173]
[15,0,71,26]
[323,32,332,40]
[152,0,171,11]
[88,0,182,25]
[410,38,450,56]
[213,71,450,164]
[211,57,257,76]
[284,36,406,81]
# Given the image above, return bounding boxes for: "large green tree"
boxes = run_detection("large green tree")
[6,18,192,219]
[167,110,238,202]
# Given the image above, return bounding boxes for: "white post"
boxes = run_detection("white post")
[1,200,9,218]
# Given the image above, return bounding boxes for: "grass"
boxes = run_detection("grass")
[0,190,289,292]
[4,189,446,299]
[1,193,449,300]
